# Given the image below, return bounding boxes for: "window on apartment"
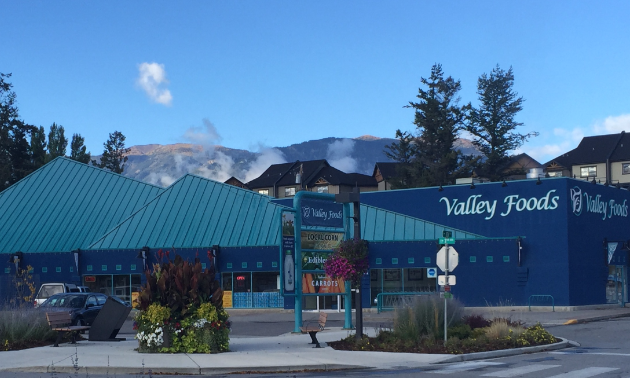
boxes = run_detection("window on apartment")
[547,171,563,177]
[257,189,269,196]
[317,186,329,193]
[284,187,296,197]
[623,163,630,175]
[580,166,597,178]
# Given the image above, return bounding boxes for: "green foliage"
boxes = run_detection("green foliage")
[324,239,369,288]
[466,65,538,181]
[46,122,68,161]
[92,130,129,174]
[139,254,223,314]
[135,253,229,354]
[30,126,47,168]
[393,295,464,342]
[70,133,91,164]
[329,319,558,355]
[0,73,40,190]
[384,130,417,189]
[387,64,478,188]
[0,307,57,349]
[516,323,557,346]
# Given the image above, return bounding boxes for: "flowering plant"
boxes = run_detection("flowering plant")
[135,253,230,354]
[324,239,368,288]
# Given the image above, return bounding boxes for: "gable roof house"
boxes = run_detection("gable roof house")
[545,131,630,186]
[246,160,377,198]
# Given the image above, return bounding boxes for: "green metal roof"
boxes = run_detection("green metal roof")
[0,157,164,253]
[360,204,483,241]
[88,174,287,250]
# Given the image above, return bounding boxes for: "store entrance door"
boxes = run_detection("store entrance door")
[606,265,627,306]
[303,295,343,311]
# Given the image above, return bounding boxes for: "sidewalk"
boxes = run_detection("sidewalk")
[1,306,629,375]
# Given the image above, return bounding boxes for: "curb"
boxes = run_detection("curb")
[563,311,630,325]
[436,337,574,364]
[4,364,365,375]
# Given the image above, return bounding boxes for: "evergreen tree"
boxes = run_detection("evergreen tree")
[47,122,68,161]
[0,73,16,190]
[466,65,538,181]
[384,129,417,189]
[399,64,474,187]
[70,133,91,164]
[93,131,130,174]
[30,126,47,169]
[0,73,37,190]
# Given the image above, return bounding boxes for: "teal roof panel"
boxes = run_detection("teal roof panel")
[88,174,287,250]
[0,157,164,253]
[359,204,483,241]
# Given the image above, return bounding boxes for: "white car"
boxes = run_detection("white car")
[34,283,80,307]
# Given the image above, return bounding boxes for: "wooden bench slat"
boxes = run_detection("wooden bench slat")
[299,312,328,348]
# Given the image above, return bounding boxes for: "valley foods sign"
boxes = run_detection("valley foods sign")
[440,190,560,220]
[570,186,628,220]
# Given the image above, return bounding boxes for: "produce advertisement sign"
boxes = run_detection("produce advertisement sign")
[302,273,346,294]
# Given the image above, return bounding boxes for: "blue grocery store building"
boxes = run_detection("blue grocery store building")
[1,158,629,310]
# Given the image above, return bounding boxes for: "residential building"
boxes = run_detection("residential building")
[545,131,630,186]
[246,160,377,198]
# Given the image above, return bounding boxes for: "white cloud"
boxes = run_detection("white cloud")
[242,147,287,182]
[593,114,630,134]
[183,119,222,147]
[136,62,172,106]
[553,127,584,142]
[326,139,357,172]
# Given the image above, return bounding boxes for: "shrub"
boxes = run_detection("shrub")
[135,253,229,354]
[393,295,464,342]
[484,318,526,340]
[516,323,557,347]
[462,314,491,329]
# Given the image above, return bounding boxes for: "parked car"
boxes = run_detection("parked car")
[34,283,80,307]
[39,292,109,326]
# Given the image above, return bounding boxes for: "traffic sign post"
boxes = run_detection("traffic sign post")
[436,234,458,346]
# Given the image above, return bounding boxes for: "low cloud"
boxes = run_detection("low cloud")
[326,139,357,172]
[136,62,172,106]
[242,147,287,182]
[183,119,222,148]
[594,114,630,134]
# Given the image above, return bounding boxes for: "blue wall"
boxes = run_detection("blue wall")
[360,178,630,306]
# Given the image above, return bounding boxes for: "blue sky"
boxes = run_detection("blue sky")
[3,1,630,165]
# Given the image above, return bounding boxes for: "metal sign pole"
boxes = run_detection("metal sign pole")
[444,243,448,346]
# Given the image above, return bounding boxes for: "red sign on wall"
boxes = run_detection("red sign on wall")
[84,276,96,283]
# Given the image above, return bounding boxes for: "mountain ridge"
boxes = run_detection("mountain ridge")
[120,135,480,187]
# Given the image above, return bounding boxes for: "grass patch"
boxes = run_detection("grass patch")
[329,295,558,354]
[0,306,57,351]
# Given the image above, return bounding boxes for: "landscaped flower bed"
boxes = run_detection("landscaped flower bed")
[135,252,230,353]
[329,296,558,354]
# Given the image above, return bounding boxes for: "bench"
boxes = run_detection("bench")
[46,312,91,347]
[299,312,328,348]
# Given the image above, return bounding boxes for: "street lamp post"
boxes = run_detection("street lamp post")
[335,187,363,339]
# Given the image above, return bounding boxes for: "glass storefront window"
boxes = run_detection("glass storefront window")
[233,272,251,292]
[252,272,279,292]
[222,272,233,291]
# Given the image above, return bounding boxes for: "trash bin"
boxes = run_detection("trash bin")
[89,296,132,341]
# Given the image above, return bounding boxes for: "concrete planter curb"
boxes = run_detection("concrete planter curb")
[436,337,576,364]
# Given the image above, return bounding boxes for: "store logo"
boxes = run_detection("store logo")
[302,206,311,218]
[570,186,582,216]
